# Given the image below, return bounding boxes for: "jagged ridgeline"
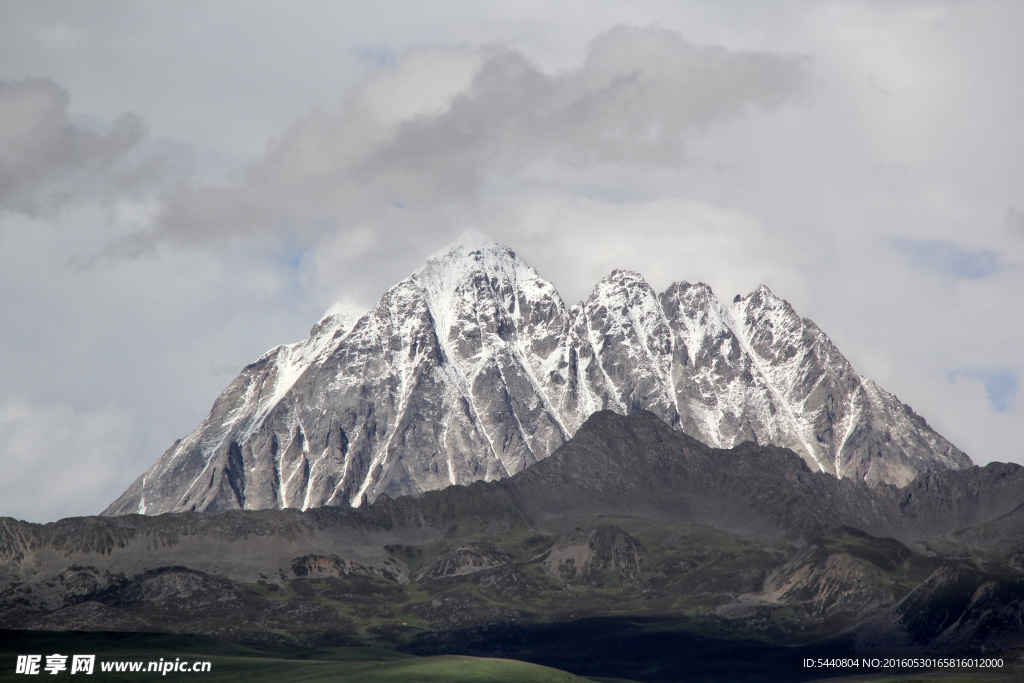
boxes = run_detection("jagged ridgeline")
[105,241,969,516]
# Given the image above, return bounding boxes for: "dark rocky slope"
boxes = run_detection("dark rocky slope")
[4,412,1022,679]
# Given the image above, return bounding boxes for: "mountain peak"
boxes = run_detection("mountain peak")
[420,230,506,265]
[741,283,779,304]
[734,282,797,320]
[104,243,971,517]
[415,235,531,288]
[604,268,649,285]
[412,238,555,331]
[589,270,657,307]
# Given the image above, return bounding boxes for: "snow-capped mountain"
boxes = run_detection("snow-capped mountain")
[104,242,971,516]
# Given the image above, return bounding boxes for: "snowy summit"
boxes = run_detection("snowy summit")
[105,241,971,516]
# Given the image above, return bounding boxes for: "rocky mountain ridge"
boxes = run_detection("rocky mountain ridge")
[105,241,970,516]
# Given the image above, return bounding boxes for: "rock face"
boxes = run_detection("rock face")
[542,526,645,587]
[413,542,513,583]
[105,241,970,516]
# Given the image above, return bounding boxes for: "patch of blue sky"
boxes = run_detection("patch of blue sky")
[947,369,1018,412]
[355,45,396,66]
[223,236,307,285]
[891,239,1003,279]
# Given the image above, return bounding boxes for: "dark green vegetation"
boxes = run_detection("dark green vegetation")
[4,412,1024,681]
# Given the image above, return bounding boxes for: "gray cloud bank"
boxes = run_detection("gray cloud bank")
[0,78,166,215]
[145,27,807,253]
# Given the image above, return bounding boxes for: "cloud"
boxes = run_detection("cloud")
[0,399,137,522]
[139,26,807,252]
[488,195,809,305]
[891,239,1005,279]
[0,204,340,525]
[0,78,168,216]
[1008,206,1024,237]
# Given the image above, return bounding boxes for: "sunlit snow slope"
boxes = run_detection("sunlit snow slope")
[105,242,970,515]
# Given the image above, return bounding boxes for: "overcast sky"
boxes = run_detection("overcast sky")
[1,1,1021,523]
